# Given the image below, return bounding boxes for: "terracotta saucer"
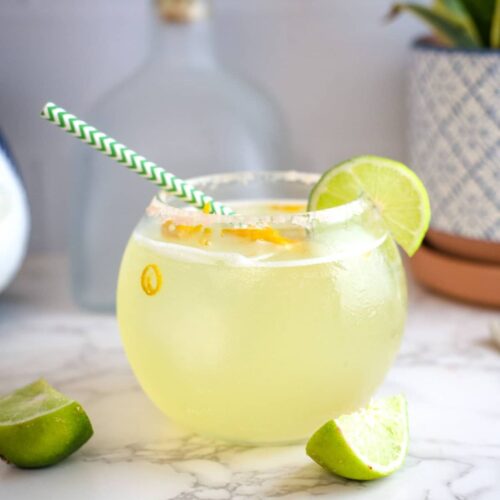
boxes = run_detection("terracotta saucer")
[409,240,500,308]
[427,229,500,265]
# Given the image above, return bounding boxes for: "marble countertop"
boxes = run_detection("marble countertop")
[0,255,499,500]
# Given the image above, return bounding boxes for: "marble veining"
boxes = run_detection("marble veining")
[0,255,499,500]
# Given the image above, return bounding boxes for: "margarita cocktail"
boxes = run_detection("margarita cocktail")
[117,171,406,444]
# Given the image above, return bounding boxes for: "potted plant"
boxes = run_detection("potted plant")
[389,1,500,265]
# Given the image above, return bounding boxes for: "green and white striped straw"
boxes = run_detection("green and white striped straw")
[41,102,235,216]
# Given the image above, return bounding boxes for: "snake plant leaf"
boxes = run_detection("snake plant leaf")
[492,0,500,47]
[433,0,483,45]
[460,0,496,46]
[389,3,481,47]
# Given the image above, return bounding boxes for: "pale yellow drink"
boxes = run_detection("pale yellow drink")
[117,174,406,444]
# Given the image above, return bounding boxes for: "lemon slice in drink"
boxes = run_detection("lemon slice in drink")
[306,395,409,481]
[308,156,431,256]
[0,379,93,468]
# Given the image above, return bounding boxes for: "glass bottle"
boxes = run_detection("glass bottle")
[71,0,294,311]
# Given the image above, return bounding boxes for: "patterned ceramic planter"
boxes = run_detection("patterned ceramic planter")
[408,41,500,245]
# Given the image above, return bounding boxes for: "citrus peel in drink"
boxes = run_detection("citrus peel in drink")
[221,227,296,245]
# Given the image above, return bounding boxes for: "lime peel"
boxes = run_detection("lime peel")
[0,379,93,469]
[308,156,431,256]
[306,395,409,481]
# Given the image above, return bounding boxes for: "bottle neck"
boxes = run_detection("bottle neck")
[149,15,217,69]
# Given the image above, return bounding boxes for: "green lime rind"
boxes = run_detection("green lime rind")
[0,379,93,469]
[306,395,409,481]
[308,156,431,257]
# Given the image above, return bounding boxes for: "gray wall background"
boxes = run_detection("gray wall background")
[0,0,422,253]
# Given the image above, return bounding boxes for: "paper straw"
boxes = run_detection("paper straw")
[41,102,236,216]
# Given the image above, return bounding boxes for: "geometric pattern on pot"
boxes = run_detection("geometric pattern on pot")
[408,43,500,242]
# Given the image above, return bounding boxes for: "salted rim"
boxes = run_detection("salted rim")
[146,170,369,227]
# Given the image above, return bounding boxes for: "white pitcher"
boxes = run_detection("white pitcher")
[0,134,30,293]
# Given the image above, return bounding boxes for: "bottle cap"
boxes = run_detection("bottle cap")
[156,0,209,23]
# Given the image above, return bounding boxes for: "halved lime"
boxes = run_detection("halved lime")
[306,395,409,481]
[308,156,431,256]
[0,379,93,468]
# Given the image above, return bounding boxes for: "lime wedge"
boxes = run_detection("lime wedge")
[0,379,93,468]
[308,156,431,256]
[306,395,409,481]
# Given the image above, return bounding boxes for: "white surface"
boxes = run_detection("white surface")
[0,255,499,499]
[0,0,423,252]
